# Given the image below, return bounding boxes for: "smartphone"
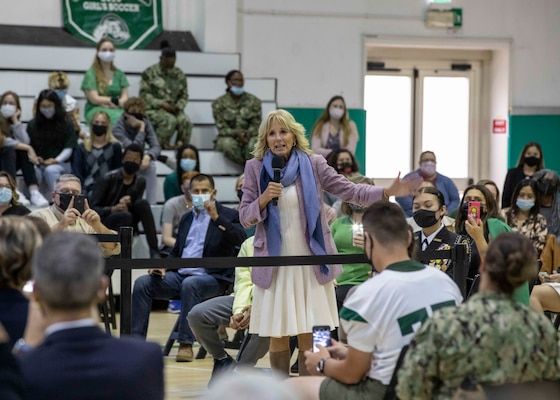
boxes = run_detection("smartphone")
[467,201,481,222]
[73,195,86,214]
[312,325,332,353]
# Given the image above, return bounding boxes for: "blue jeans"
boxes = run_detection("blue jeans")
[131,271,228,344]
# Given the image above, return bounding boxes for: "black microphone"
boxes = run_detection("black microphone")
[271,155,285,206]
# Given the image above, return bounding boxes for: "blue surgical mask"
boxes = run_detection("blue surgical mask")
[516,198,535,211]
[180,158,197,172]
[230,86,244,96]
[0,187,13,205]
[192,194,211,211]
[54,89,67,100]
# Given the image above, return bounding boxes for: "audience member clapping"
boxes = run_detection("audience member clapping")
[81,38,129,125]
[397,233,560,399]
[72,110,122,199]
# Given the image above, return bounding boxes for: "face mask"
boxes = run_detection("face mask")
[537,181,557,196]
[337,161,352,174]
[237,189,243,202]
[180,158,197,172]
[524,156,540,167]
[329,107,344,120]
[0,104,16,118]
[91,124,107,136]
[413,209,440,228]
[54,89,67,100]
[348,204,366,213]
[516,198,535,211]
[40,107,55,119]
[192,193,211,211]
[97,51,115,63]
[419,161,436,177]
[0,187,13,205]
[57,193,73,211]
[230,86,244,96]
[366,238,377,273]
[122,161,140,175]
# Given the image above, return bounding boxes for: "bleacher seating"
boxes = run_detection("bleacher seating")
[0,44,277,293]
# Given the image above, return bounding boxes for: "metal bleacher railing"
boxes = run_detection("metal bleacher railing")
[95,228,470,335]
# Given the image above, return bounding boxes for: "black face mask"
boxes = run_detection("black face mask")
[413,209,440,228]
[91,124,107,136]
[524,156,540,167]
[237,189,243,202]
[348,203,366,213]
[122,161,140,175]
[537,181,557,196]
[337,161,353,174]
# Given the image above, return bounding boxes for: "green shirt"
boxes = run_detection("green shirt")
[330,216,371,285]
[27,119,77,160]
[139,63,188,111]
[81,66,129,123]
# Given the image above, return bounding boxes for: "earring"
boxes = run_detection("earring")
[293,142,296,147]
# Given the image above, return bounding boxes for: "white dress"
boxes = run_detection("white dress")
[250,184,339,337]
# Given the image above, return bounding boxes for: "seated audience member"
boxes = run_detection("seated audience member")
[140,40,192,149]
[0,322,24,400]
[47,71,82,139]
[0,172,30,216]
[329,176,374,310]
[530,270,560,314]
[132,173,246,362]
[286,201,462,400]
[505,180,548,257]
[72,111,122,199]
[311,96,359,157]
[112,97,161,204]
[160,170,198,256]
[91,143,160,259]
[407,181,455,232]
[531,169,560,237]
[163,143,200,201]
[27,90,77,196]
[477,178,505,220]
[212,70,262,166]
[397,233,560,400]
[30,174,119,258]
[81,38,129,125]
[0,217,42,346]
[502,142,544,209]
[17,232,164,400]
[0,91,48,206]
[188,236,270,386]
[323,149,363,214]
[396,151,460,217]
[413,186,477,281]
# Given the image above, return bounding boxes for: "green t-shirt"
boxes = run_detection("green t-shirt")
[81,66,129,124]
[330,216,371,286]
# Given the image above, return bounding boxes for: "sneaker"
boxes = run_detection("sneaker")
[16,190,31,206]
[167,300,181,314]
[208,354,236,387]
[30,190,49,207]
[176,343,193,362]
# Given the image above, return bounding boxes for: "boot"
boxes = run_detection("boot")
[269,350,291,379]
[297,351,310,376]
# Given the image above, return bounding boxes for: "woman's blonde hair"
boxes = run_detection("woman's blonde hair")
[0,216,42,289]
[47,71,71,90]
[92,38,116,96]
[84,111,117,152]
[252,109,312,160]
[312,95,352,147]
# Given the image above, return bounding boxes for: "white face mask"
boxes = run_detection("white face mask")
[192,194,211,211]
[98,51,115,63]
[1,104,16,118]
[329,107,344,120]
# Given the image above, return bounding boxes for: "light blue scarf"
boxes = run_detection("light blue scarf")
[260,149,328,274]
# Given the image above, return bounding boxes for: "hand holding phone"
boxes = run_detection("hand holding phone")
[72,195,86,215]
[467,201,481,222]
[312,325,332,353]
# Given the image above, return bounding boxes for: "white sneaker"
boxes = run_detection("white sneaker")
[16,190,31,206]
[30,190,49,207]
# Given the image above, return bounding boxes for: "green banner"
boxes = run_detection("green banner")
[62,0,162,50]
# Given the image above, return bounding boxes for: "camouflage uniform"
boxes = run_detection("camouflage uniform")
[397,291,560,400]
[140,63,192,148]
[212,91,262,166]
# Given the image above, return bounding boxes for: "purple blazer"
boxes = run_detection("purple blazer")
[240,153,384,289]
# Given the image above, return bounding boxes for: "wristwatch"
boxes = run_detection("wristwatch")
[316,358,328,374]
[12,338,33,355]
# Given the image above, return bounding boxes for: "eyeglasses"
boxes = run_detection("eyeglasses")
[56,190,81,196]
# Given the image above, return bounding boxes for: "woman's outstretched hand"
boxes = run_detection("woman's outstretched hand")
[384,172,423,198]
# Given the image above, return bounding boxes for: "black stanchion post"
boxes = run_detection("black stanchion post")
[453,243,467,299]
[119,226,133,335]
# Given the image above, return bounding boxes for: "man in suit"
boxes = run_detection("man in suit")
[132,173,247,362]
[17,232,164,400]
